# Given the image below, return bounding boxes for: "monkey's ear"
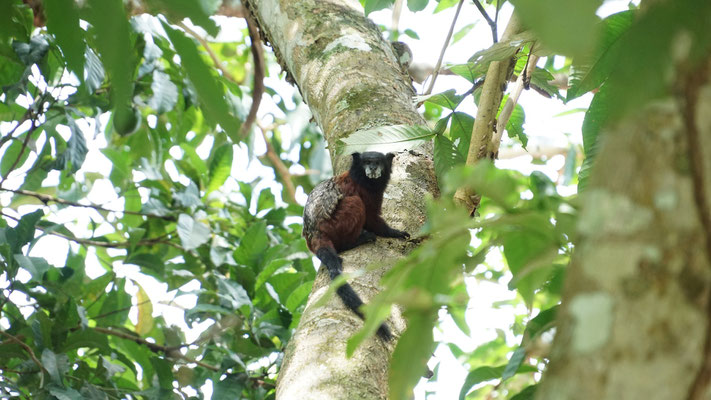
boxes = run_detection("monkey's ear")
[351,152,361,162]
[386,152,395,166]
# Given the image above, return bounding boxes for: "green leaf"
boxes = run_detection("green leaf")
[389,312,436,400]
[50,117,88,173]
[338,124,434,154]
[148,0,220,36]
[177,213,211,250]
[530,67,561,100]
[234,221,269,267]
[217,279,252,311]
[567,10,635,101]
[86,0,135,112]
[44,0,85,79]
[468,31,534,65]
[434,0,459,13]
[407,0,428,12]
[403,29,420,40]
[502,346,526,380]
[206,143,233,194]
[451,23,475,45]
[84,47,105,94]
[417,89,464,110]
[47,385,83,400]
[578,83,610,191]
[42,349,69,384]
[150,357,174,389]
[285,281,312,312]
[0,0,33,41]
[13,209,43,250]
[363,0,395,15]
[459,366,503,400]
[450,112,473,158]
[523,305,558,342]
[149,70,178,113]
[0,41,25,87]
[161,21,241,140]
[434,134,462,184]
[14,255,50,282]
[505,103,527,149]
[510,385,537,400]
[511,0,602,58]
[1,134,30,178]
[12,35,49,66]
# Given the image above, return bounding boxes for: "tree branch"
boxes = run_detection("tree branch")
[257,122,296,203]
[91,327,219,371]
[0,187,175,221]
[0,330,46,383]
[472,0,498,43]
[453,14,523,214]
[240,14,265,139]
[176,21,238,84]
[493,53,539,156]
[424,0,465,96]
[0,211,185,250]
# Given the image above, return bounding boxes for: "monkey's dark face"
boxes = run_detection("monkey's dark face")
[353,152,391,179]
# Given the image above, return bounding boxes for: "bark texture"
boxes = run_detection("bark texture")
[536,60,711,399]
[242,1,435,399]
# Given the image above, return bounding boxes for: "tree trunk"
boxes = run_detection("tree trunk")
[242,1,436,398]
[536,59,711,399]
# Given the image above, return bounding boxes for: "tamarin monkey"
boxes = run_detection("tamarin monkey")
[302,152,409,340]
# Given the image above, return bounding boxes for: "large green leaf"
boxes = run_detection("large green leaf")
[511,0,602,58]
[149,70,178,113]
[206,143,233,194]
[177,213,211,250]
[338,124,434,154]
[434,134,462,184]
[389,312,436,400]
[86,0,134,112]
[363,0,395,15]
[43,0,85,79]
[567,11,635,101]
[162,22,241,140]
[147,0,219,36]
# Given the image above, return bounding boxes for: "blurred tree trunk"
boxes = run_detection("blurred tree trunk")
[536,59,711,399]
[242,0,436,399]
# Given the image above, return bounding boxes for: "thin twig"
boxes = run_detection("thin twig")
[493,53,539,155]
[177,21,238,84]
[0,111,32,149]
[0,211,185,250]
[0,187,175,221]
[472,0,498,43]
[91,327,219,371]
[240,15,265,139]
[424,0,465,96]
[0,119,39,189]
[0,330,46,381]
[256,122,297,203]
[390,0,404,41]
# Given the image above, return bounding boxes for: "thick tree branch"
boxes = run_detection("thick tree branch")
[453,14,523,213]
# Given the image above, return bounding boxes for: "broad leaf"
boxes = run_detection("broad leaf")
[338,124,434,154]
[43,0,85,79]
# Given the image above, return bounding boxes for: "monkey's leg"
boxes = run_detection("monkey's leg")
[340,230,376,251]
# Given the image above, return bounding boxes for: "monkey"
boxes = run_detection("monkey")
[302,151,409,341]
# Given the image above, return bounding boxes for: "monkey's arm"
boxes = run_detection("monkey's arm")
[366,215,409,239]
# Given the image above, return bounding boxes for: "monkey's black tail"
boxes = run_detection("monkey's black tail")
[316,246,392,341]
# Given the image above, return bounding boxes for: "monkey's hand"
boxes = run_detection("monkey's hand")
[385,227,409,240]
